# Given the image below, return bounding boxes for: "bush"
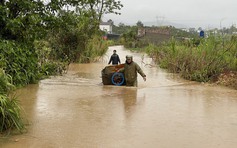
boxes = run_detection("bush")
[0,69,25,133]
[79,35,108,63]
[146,36,237,83]
[0,94,25,133]
[0,40,40,87]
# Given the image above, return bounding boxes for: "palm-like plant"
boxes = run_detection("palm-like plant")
[0,69,25,133]
[0,69,14,95]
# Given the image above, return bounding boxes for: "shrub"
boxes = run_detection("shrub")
[0,40,40,87]
[0,69,25,133]
[146,36,237,83]
[0,94,25,133]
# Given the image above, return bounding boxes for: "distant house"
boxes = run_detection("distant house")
[99,21,113,34]
[137,26,172,45]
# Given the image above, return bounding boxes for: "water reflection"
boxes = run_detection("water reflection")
[122,88,137,112]
[13,84,39,121]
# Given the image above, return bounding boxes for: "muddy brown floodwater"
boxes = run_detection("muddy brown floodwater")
[1,46,237,148]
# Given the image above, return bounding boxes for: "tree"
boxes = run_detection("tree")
[72,0,123,26]
[0,0,47,41]
[136,20,144,27]
[118,22,125,27]
[107,19,114,25]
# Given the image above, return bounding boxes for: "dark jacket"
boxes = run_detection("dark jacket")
[108,54,121,65]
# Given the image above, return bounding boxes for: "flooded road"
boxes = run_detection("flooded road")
[1,46,237,148]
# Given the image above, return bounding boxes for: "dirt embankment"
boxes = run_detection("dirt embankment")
[215,71,237,90]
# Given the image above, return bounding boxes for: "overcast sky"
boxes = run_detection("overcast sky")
[104,0,237,29]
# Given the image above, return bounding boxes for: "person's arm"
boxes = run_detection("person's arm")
[117,67,124,73]
[108,56,112,64]
[117,55,121,64]
[135,63,146,81]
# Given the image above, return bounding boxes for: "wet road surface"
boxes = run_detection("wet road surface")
[1,46,237,148]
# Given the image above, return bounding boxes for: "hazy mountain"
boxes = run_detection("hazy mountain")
[142,20,188,28]
[113,20,189,29]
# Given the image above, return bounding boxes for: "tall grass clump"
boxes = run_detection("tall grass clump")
[0,94,25,134]
[0,69,25,134]
[79,35,109,63]
[34,40,69,77]
[148,36,237,82]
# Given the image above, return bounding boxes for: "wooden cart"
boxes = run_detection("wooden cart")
[101,64,125,86]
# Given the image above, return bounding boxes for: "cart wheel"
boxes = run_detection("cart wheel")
[111,72,125,86]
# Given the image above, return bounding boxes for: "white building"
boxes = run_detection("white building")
[99,21,113,34]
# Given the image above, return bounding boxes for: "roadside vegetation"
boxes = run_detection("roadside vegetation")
[0,0,122,134]
[1,0,236,135]
[115,21,237,89]
[145,36,237,88]
[0,69,25,134]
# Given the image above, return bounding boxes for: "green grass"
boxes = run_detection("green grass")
[0,69,25,134]
[0,94,25,133]
[145,35,237,83]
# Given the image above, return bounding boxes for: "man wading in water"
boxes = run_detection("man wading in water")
[108,50,121,65]
[118,55,146,87]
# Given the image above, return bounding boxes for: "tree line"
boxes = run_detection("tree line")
[0,0,122,133]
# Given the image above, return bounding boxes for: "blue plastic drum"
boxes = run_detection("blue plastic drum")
[111,72,125,86]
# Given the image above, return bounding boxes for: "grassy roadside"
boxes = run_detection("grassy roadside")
[130,36,237,89]
[0,69,25,134]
